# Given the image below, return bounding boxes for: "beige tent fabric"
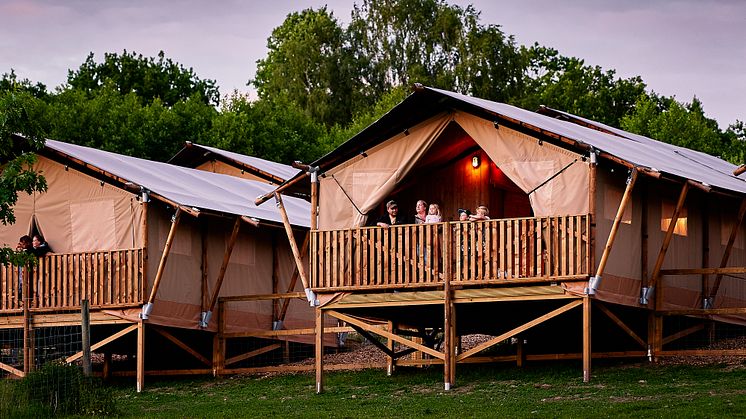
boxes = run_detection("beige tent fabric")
[454,112,589,216]
[318,113,452,229]
[0,156,143,252]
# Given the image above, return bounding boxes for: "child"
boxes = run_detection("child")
[458,208,471,221]
[469,205,490,221]
[425,203,442,223]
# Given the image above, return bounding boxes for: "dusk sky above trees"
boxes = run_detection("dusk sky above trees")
[1,0,744,128]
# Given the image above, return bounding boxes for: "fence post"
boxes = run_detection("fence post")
[82,299,92,376]
[23,267,31,374]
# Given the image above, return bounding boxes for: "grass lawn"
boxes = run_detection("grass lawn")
[108,361,746,418]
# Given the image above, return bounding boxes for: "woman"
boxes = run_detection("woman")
[32,234,52,257]
[413,200,428,224]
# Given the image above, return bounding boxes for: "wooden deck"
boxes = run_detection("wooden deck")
[1,248,145,313]
[311,215,591,292]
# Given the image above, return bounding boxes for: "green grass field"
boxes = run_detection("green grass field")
[104,361,746,418]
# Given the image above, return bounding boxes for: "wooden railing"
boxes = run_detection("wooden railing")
[310,215,591,292]
[1,248,145,313]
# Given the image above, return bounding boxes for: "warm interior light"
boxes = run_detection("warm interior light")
[472,155,480,168]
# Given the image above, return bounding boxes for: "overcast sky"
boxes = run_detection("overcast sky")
[1,0,744,128]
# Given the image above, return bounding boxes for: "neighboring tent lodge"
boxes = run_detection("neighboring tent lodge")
[263,85,746,391]
[0,138,322,390]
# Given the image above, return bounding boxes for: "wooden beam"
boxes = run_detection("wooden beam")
[709,198,746,301]
[219,292,305,303]
[255,171,310,206]
[152,327,211,366]
[662,323,705,346]
[589,151,597,276]
[225,343,281,366]
[0,360,24,378]
[207,217,241,312]
[275,193,311,291]
[147,208,182,304]
[444,221,455,390]
[593,169,638,283]
[222,326,355,338]
[311,174,318,230]
[66,324,138,363]
[200,219,208,314]
[582,296,591,383]
[386,320,395,375]
[457,299,583,361]
[22,267,31,374]
[272,233,280,323]
[349,324,396,358]
[649,182,690,290]
[327,310,445,359]
[596,303,646,348]
[660,307,746,316]
[661,267,746,275]
[279,234,310,321]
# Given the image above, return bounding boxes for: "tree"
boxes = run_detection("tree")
[348,0,525,101]
[517,45,647,127]
[253,7,369,127]
[0,88,47,265]
[1,70,49,99]
[620,94,729,160]
[67,50,220,106]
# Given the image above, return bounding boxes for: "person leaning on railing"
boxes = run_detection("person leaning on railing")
[377,200,407,227]
[32,234,52,257]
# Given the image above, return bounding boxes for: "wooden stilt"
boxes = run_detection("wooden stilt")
[582,296,591,382]
[146,208,182,305]
[516,338,524,367]
[141,198,149,303]
[589,153,597,273]
[272,233,280,324]
[103,352,112,381]
[22,267,31,374]
[386,320,395,376]
[315,307,324,394]
[311,174,319,231]
[82,299,91,376]
[448,301,457,386]
[640,183,648,292]
[213,300,226,376]
[200,219,208,314]
[443,223,453,390]
[136,321,145,392]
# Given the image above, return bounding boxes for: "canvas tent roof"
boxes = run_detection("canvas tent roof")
[271,85,746,199]
[168,142,302,183]
[43,139,310,228]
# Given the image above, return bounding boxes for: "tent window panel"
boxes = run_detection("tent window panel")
[721,218,746,249]
[604,188,632,224]
[352,170,395,216]
[661,200,687,236]
[70,199,116,252]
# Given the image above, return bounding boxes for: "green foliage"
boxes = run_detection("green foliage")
[68,50,220,106]
[44,86,216,161]
[207,92,326,164]
[1,70,49,99]
[254,7,370,127]
[0,86,47,266]
[620,94,730,161]
[518,45,648,127]
[1,362,117,417]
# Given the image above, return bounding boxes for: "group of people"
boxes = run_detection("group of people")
[376,199,490,227]
[16,234,52,257]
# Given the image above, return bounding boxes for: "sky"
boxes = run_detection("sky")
[1,0,744,129]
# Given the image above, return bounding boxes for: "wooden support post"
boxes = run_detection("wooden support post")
[709,197,746,302]
[315,307,324,394]
[275,193,311,291]
[22,267,31,374]
[386,320,395,376]
[448,301,457,386]
[206,217,241,312]
[136,321,145,392]
[141,197,149,302]
[443,224,454,390]
[648,182,689,291]
[311,173,319,231]
[82,299,91,376]
[701,201,709,303]
[213,300,226,377]
[146,208,182,305]
[516,338,524,367]
[640,183,649,291]
[582,296,591,383]
[272,233,280,324]
[200,219,208,314]
[589,151,597,273]
[279,234,310,321]
[103,352,112,381]
[592,169,638,292]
